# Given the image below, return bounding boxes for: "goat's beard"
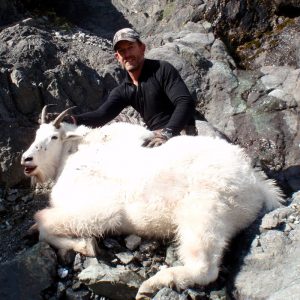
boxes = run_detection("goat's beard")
[31,175,54,191]
[29,168,51,186]
[30,163,59,185]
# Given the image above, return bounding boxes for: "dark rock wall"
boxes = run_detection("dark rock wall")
[203,0,300,69]
[0,2,300,299]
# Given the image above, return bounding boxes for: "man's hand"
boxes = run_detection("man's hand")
[142,129,173,148]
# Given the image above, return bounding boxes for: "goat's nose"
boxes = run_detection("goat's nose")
[21,156,33,164]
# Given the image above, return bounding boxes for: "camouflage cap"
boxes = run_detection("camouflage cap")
[113,28,141,50]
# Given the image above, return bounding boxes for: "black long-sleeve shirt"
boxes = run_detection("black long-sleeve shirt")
[75,59,196,135]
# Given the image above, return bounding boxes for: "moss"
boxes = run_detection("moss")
[269,39,279,48]
[155,10,164,22]
[250,111,274,135]
[162,1,176,20]
[31,8,73,31]
[238,38,261,51]
[253,96,287,114]
[275,18,295,31]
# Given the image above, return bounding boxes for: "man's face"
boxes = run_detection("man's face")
[114,40,145,72]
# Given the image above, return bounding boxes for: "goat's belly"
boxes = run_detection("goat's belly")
[122,203,177,239]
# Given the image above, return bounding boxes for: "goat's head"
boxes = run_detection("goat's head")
[21,105,81,183]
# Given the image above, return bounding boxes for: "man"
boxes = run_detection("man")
[73,28,200,147]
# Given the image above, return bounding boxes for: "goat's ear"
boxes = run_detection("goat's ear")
[64,132,84,141]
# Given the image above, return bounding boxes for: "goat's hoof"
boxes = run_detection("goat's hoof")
[23,223,39,241]
[135,291,153,300]
[28,222,39,234]
[57,249,76,265]
[136,282,156,300]
[82,237,101,257]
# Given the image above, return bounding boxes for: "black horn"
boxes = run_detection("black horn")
[53,106,77,129]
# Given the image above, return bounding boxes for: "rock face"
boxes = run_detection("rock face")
[0,1,300,299]
[0,242,56,300]
[1,192,299,300]
[0,0,299,191]
[203,0,300,69]
[233,192,300,299]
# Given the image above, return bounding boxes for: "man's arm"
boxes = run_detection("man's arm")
[142,62,196,148]
[73,88,128,128]
[159,61,196,135]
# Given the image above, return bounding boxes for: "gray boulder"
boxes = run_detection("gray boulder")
[78,260,144,300]
[232,192,300,299]
[0,242,57,300]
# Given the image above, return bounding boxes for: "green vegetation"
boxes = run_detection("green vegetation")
[43,9,72,31]
[275,18,295,31]
[29,7,73,31]
[162,1,176,20]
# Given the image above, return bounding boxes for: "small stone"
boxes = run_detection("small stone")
[165,245,178,266]
[0,203,6,213]
[209,288,227,300]
[137,268,147,279]
[103,238,121,249]
[83,257,99,269]
[21,194,33,203]
[57,282,66,298]
[58,267,69,279]
[247,91,260,104]
[115,251,134,264]
[111,258,118,264]
[152,287,181,299]
[57,249,76,265]
[72,280,82,290]
[284,223,294,232]
[127,263,139,272]
[182,288,208,300]
[5,221,12,230]
[125,234,142,250]
[142,260,152,267]
[73,254,83,272]
[139,241,159,253]
[251,236,260,248]
[78,262,143,299]
[7,193,19,202]
[8,188,18,195]
[288,215,296,222]
[65,288,90,300]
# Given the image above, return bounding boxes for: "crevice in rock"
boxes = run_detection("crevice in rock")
[20,0,132,39]
[276,5,300,18]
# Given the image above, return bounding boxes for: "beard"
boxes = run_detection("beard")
[125,64,138,72]
[123,57,144,72]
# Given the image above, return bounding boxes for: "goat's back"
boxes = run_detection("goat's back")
[50,123,284,237]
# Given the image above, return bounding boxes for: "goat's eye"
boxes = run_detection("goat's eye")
[51,136,58,140]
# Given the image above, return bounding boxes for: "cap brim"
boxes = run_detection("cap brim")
[113,38,139,50]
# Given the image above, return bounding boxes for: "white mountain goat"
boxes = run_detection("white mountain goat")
[21,106,284,299]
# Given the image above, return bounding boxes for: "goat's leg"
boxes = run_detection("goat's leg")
[39,227,100,257]
[136,196,229,299]
[35,207,122,256]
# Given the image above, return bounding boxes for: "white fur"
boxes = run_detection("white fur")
[21,121,284,299]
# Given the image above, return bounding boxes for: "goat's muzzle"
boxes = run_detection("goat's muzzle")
[21,156,37,176]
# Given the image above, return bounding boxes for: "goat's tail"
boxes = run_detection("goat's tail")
[256,171,285,211]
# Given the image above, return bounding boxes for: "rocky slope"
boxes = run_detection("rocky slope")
[0,0,300,299]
